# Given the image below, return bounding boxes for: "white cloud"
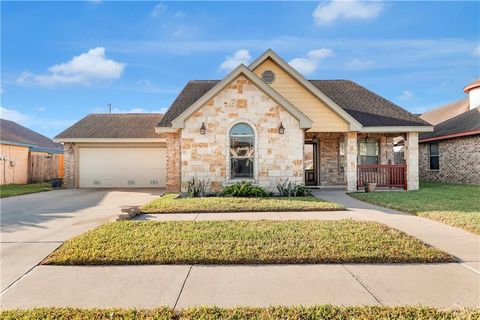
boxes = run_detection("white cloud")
[137,79,152,86]
[313,0,384,25]
[173,11,186,18]
[0,106,74,131]
[219,49,252,71]
[288,48,334,74]
[474,45,480,56]
[398,90,413,100]
[16,47,125,87]
[151,3,167,17]
[37,107,46,112]
[347,59,373,69]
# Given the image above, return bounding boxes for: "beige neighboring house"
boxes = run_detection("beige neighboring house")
[55,49,432,192]
[418,80,480,185]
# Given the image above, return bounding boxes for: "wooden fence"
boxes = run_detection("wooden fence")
[357,164,407,190]
[28,152,64,183]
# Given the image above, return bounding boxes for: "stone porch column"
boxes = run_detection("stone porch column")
[345,132,358,192]
[405,132,419,190]
[165,132,181,192]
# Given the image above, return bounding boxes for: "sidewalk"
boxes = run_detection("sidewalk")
[1,263,478,310]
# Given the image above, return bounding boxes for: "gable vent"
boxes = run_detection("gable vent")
[261,70,275,84]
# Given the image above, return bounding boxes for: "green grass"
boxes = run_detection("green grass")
[2,306,479,320]
[350,182,480,235]
[141,194,344,213]
[0,182,52,198]
[44,220,453,265]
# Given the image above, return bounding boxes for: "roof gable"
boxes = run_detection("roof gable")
[249,49,362,130]
[169,64,313,129]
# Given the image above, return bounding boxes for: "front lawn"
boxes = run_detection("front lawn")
[350,182,480,235]
[140,194,344,213]
[44,220,453,265]
[2,306,478,320]
[0,182,52,198]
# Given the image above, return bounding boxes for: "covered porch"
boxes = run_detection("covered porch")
[303,131,419,191]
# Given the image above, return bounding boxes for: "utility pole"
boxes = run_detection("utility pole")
[107,103,112,114]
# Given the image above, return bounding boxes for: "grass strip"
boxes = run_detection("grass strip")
[0,183,52,198]
[350,182,480,235]
[141,194,344,214]
[44,220,453,265]
[2,306,479,320]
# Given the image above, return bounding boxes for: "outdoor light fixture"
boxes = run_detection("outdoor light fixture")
[312,135,318,143]
[67,145,74,154]
[278,122,285,134]
[200,122,206,135]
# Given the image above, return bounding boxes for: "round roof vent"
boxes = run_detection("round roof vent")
[261,70,275,84]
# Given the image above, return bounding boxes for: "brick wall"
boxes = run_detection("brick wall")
[63,143,76,188]
[180,75,304,192]
[0,143,29,185]
[165,132,181,192]
[419,135,480,184]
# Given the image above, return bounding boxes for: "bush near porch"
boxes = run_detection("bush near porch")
[350,182,480,235]
[2,306,479,320]
[140,194,343,213]
[44,220,453,265]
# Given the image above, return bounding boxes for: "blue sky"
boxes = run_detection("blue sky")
[1,0,479,138]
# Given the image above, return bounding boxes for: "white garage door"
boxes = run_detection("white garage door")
[79,147,166,188]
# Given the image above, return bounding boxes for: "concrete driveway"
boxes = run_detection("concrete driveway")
[0,188,163,292]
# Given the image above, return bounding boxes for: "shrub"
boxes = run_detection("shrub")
[222,181,268,197]
[187,176,209,197]
[277,179,312,197]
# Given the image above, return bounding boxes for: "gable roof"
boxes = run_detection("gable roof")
[0,118,63,152]
[158,49,430,132]
[54,113,164,141]
[168,64,313,129]
[420,97,470,125]
[419,106,480,142]
[249,49,362,130]
[309,80,431,127]
[158,79,430,129]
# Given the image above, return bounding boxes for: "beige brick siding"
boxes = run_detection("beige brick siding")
[180,75,304,192]
[166,132,181,192]
[419,135,480,184]
[0,143,29,185]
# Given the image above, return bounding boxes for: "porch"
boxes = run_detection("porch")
[303,132,419,191]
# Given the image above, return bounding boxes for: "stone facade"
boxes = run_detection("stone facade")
[63,143,76,188]
[405,132,419,190]
[419,135,480,184]
[165,132,181,192]
[0,143,29,185]
[179,75,304,192]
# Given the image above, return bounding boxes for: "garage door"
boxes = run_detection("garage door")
[79,147,166,188]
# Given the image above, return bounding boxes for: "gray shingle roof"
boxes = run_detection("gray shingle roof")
[419,106,480,141]
[0,118,63,152]
[55,114,164,139]
[157,79,429,128]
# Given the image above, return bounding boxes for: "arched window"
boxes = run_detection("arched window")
[229,123,254,178]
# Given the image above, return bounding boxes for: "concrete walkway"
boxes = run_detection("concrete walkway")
[1,189,479,309]
[1,263,478,310]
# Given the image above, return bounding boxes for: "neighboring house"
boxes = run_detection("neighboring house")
[418,80,480,185]
[0,119,64,185]
[55,50,432,191]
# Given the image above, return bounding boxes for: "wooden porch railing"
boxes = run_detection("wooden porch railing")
[357,164,407,190]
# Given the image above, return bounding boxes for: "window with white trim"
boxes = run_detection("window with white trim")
[358,139,379,164]
[229,123,254,178]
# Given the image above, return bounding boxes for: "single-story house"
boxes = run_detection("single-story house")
[418,80,480,185]
[0,118,64,185]
[55,49,432,191]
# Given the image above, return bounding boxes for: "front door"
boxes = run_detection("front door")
[304,142,318,186]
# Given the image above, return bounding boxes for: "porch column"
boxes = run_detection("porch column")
[345,132,358,191]
[405,132,419,190]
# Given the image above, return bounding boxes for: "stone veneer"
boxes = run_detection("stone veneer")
[179,75,304,192]
[63,143,76,188]
[419,135,480,184]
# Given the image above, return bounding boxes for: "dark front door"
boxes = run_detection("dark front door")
[304,142,318,186]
